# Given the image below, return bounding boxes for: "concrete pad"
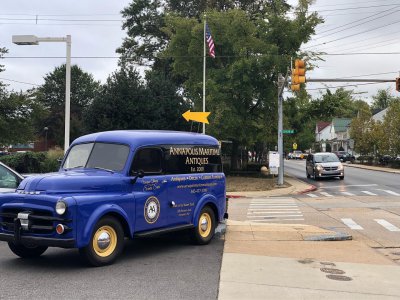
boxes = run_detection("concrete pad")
[219,253,400,300]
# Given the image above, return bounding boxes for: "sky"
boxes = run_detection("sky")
[1,0,399,103]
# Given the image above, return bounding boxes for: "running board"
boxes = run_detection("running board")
[134,224,195,237]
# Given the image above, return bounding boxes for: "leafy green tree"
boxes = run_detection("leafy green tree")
[0,91,44,145]
[371,88,396,112]
[0,47,8,90]
[163,7,321,167]
[34,65,101,146]
[349,101,373,155]
[383,99,400,155]
[84,66,190,132]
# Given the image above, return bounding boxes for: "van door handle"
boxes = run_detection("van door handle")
[162,180,168,183]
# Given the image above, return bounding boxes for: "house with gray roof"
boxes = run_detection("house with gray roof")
[330,118,352,152]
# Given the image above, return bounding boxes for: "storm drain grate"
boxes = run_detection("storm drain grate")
[320,268,345,274]
[326,275,353,281]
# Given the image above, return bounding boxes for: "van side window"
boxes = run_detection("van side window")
[131,148,163,174]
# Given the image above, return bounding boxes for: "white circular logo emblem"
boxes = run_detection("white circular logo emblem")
[144,196,160,224]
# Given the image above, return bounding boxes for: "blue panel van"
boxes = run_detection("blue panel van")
[0,131,227,266]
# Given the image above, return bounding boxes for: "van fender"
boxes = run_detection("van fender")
[192,194,219,227]
[79,204,132,248]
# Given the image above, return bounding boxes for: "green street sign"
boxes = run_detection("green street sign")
[282,129,295,134]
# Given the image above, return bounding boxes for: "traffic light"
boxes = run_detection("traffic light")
[396,77,400,92]
[291,59,306,91]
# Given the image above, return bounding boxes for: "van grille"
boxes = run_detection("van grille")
[323,166,338,171]
[0,208,64,234]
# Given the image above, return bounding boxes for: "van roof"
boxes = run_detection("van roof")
[71,130,219,149]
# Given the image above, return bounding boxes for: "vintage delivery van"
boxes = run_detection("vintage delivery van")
[0,130,227,266]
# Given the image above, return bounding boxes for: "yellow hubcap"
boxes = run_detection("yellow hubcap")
[198,213,212,238]
[92,225,117,257]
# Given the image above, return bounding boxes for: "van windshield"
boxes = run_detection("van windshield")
[63,143,130,171]
[314,154,339,163]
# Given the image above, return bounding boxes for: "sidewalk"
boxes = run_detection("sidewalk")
[345,163,400,174]
[218,180,400,299]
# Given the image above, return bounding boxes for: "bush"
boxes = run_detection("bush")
[0,150,64,173]
[389,160,400,169]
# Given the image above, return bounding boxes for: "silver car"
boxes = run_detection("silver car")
[306,152,344,180]
[0,162,24,193]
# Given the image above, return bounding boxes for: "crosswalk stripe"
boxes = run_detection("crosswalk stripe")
[361,191,377,196]
[252,202,297,204]
[306,193,318,198]
[381,190,400,196]
[341,218,363,230]
[247,214,304,218]
[320,192,333,197]
[341,191,355,196]
[250,218,304,222]
[374,219,400,232]
[249,204,297,207]
[247,211,302,215]
[248,208,301,211]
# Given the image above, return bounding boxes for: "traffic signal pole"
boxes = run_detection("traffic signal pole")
[277,71,290,186]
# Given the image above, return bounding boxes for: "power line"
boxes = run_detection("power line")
[315,6,395,35]
[303,18,400,50]
[312,8,400,41]
[311,0,399,9]
[310,3,399,13]
[0,77,40,86]
[306,82,390,91]
[0,17,122,22]
[310,27,399,53]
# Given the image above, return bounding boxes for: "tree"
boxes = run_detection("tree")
[383,99,400,155]
[163,6,321,167]
[371,88,396,112]
[0,91,44,145]
[84,66,190,132]
[34,65,101,146]
[0,47,8,91]
[349,101,373,155]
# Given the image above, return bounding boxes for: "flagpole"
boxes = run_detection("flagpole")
[202,14,206,135]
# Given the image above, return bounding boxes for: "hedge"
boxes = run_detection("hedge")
[0,150,64,174]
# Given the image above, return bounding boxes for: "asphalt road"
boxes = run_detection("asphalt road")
[0,232,224,299]
[284,159,400,196]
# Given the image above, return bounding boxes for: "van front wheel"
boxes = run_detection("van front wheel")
[192,206,216,245]
[8,242,47,258]
[79,216,124,267]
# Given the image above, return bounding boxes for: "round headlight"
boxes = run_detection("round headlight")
[56,200,67,215]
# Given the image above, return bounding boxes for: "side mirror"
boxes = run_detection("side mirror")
[130,170,145,184]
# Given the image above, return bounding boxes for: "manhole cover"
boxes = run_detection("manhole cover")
[326,275,352,281]
[298,258,313,264]
[320,262,336,266]
[320,268,345,274]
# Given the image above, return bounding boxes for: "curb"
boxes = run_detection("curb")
[226,195,246,199]
[304,228,352,241]
[298,184,317,194]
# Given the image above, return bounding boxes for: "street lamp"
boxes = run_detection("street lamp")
[12,35,71,153]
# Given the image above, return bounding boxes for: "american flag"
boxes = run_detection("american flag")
[206,23,215,58]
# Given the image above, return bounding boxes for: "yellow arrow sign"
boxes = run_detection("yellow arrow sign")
[182,110,210,124]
